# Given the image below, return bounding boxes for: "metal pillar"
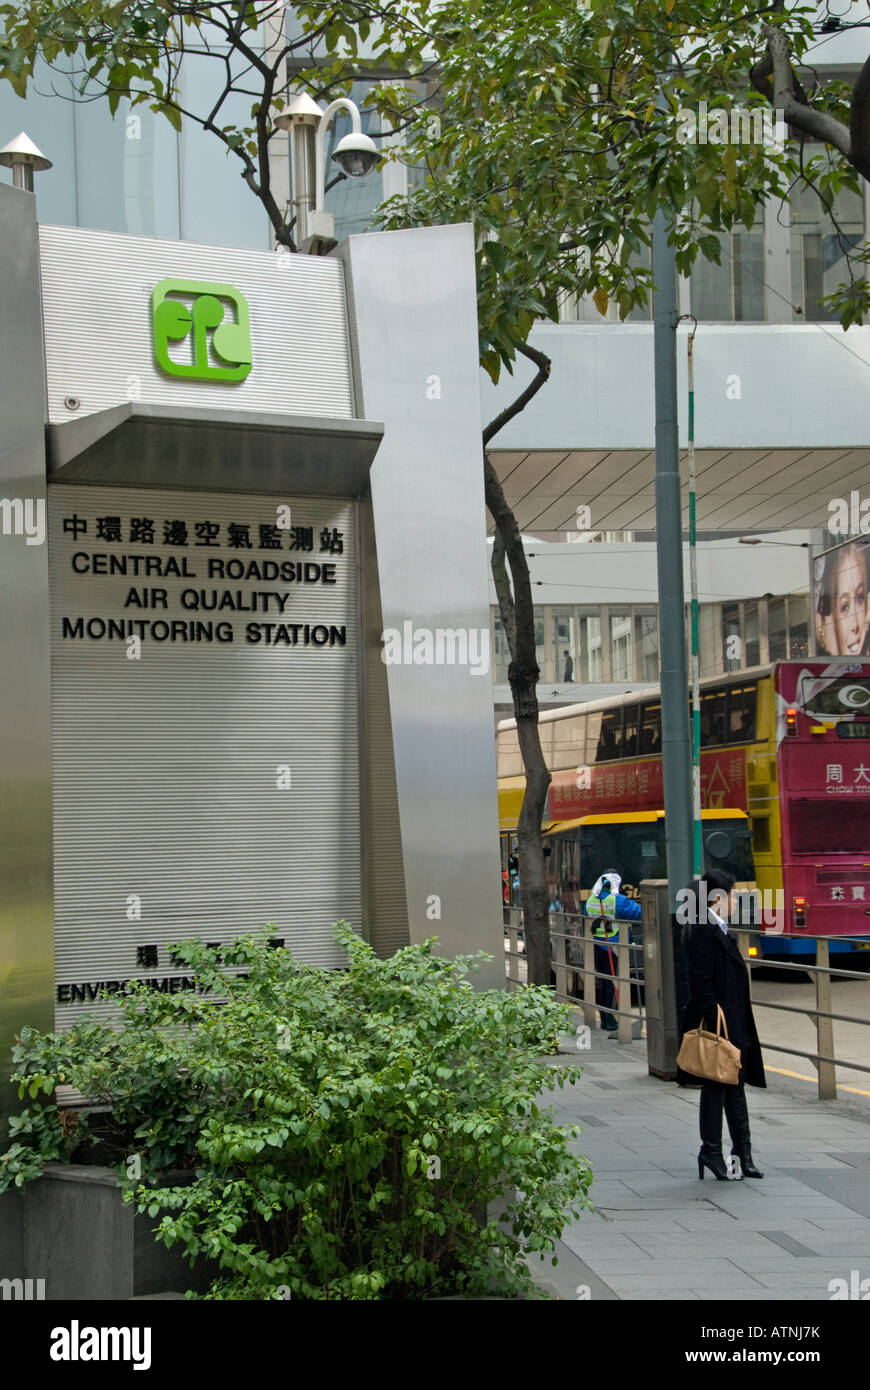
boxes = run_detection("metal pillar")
[290,123,316,246]
[652,208,694,914]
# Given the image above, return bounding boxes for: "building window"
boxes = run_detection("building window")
[722,602,741,671]
[558,237,653,323]
[790,150,866,322]
[768,598,787,662]
[552,610,577,682]
[634,607,659,682]
[579,610,603,682]
[788,594,809,658]
[690,216,765,321]
[609,608,633,682]
[744,601,760,668]
[699,604,719,677]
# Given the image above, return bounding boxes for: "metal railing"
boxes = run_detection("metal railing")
[504,907,870,1098]
[732,928,870,1100]
[504,907,646,1045]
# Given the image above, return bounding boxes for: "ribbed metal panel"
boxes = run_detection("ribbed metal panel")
[39,225,353,424]
[49,485,359,1030]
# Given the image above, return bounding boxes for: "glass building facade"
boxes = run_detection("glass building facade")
[491,592,810,686]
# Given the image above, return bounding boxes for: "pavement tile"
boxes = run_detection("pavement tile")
[699,1289,832,1301]
[530,1034,870,1300]
[727,1258,844,1272]
[749,1274,846,1290]
[601,1273,765,1290]
[628,1290,702,1300]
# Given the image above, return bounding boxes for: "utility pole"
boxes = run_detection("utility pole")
[652,207,694,913]
[685,318,704,877]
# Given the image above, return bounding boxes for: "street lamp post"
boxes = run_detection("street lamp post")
[652,205,694,916]
[276,94,379,251]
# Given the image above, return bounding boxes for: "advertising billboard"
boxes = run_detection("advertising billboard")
[811,534,870,657]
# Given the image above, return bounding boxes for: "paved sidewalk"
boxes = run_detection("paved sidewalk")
[529,1028,870,1301]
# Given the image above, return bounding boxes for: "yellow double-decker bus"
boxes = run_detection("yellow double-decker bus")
[498,660,870,962]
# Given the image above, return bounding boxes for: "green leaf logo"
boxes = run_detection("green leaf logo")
[151,279,252,382]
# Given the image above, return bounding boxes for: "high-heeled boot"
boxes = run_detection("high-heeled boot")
[698,1085,736,1181]
[724,1085,764,1178]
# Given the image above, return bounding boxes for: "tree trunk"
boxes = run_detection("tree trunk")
[483,343,553,987]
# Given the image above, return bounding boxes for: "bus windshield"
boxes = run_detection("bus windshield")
[570,816,754,896]
[799,675,870,718]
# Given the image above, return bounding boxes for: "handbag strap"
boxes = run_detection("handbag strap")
[696,1004,731,1041]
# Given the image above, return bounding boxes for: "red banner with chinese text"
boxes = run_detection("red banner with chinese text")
[549,749,747,821]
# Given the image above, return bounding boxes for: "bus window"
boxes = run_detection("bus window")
[553,713,585,770]
[751,816,771,853]
[579,820,668,891]
[700,689,727,747]
[596,708,622,761]
[799,675,870,718]
[620,705,640,759]
[640,702,662,755]
[538,722,554,768]
[728,684,757,742]
[585,711,602,764]
[497,727,522,777]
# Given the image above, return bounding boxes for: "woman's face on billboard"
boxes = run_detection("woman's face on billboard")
[833,545,868,655]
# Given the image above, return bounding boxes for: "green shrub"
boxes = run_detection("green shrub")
[0,924,592,1299]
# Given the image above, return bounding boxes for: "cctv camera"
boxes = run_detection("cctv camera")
[331,131,379,178]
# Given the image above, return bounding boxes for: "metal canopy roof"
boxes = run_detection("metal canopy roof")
[489,446,870,534]
[46,404,384,497]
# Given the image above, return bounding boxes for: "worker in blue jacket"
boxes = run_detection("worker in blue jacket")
[584,871,641,1032]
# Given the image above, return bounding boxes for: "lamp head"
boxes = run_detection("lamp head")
[0,131,52,171]
[331,131,379,177]
[274,93,323,131]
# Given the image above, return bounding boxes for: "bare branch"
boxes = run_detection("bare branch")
[482,343,551,447]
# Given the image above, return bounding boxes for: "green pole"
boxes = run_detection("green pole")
[685,319,703,877]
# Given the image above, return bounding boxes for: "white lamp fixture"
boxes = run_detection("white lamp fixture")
[0,131,52,191]
[275,94,378,250]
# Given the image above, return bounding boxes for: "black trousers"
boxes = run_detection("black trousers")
[594,942,618,1027]
[699,1079,753,1153]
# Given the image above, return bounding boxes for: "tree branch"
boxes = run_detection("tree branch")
[850,54,870,179]
[489,524,516,652]
[482,342,551,447]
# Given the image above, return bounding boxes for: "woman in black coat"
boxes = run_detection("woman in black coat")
[679,870,766,1181]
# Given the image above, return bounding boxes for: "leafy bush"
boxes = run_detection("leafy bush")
[0,924,592,1299]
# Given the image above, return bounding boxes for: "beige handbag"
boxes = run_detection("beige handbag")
[677,1005,742,1085]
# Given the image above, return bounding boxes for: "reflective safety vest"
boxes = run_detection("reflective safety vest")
[585,892,619,939]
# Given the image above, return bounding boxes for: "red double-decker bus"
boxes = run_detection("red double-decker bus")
[775,659,870,957]
[497,660,870,961]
